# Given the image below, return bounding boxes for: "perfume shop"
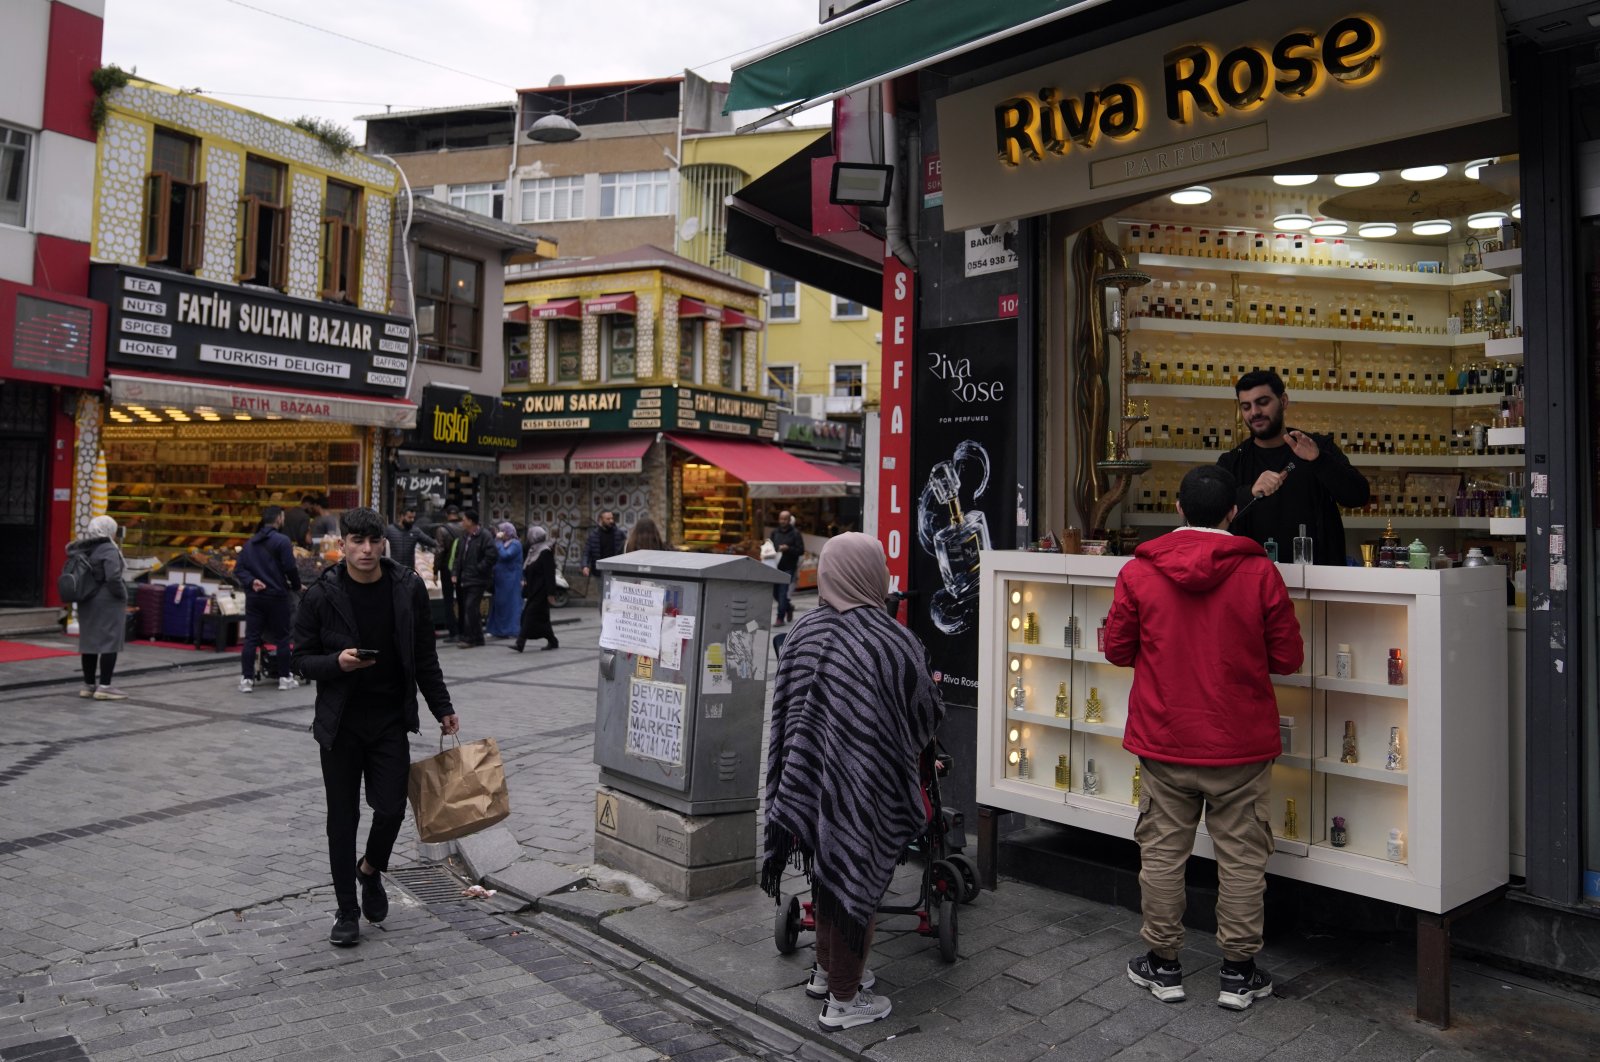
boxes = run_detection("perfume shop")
[90,265,416,564]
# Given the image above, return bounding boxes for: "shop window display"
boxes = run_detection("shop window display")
[675,460,749,552]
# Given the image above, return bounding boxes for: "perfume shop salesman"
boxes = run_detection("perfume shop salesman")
[1216,371,1370,565]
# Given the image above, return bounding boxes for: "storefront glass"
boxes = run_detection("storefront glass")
[676,457,749,551]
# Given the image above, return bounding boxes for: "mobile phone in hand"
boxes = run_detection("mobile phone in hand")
[355,648,380,660]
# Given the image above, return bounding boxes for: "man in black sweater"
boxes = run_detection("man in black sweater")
[235,505,302,693]
[1217,370,1370,566]
[451,508,497,648]
[770,510,804,625]
[292,507,458,947]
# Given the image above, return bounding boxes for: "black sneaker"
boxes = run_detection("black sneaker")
[1127,951,1185,1002]
[357,861,388,924]
[1217,961,1273,1010]
[329,908,360,946]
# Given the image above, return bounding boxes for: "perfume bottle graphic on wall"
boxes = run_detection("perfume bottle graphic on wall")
[917,441,992,636]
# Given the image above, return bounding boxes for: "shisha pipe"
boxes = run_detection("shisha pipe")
[1089,268,1153,539]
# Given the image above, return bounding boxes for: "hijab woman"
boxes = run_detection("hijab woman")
[760,532,944,1031]
[512,526,559,652]
[68,515,129,700]
[487,521,523,638]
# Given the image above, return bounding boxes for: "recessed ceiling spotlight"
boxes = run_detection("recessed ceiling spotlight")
[1512,202,1522,219]
[1468,210,1509,229]
[1169,185,1213,205]
[1358,222,1398,238]
[1464,158,1496,179]
[1412,219,1452,236]
[1272,174,1318,186]
[1334,172,1380,187]
[1400,164,1449,181]
[1309,218,1349,236]
[1274,211,1314,230]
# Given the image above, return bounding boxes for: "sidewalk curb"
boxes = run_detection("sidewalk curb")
[0,652,239,692]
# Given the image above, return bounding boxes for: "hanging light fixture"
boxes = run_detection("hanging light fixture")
[1358,222,1398,238]
[1169,184,1213,205]
[1399,164,1449,181]
[1309,218,1349,236]
[1272,174,1318,186]
[1334,172,1380,187]
[1464,158,1496,180]
[1467,210,1509,229]
[1412,219,1452,236]
[1274,210,1314,230]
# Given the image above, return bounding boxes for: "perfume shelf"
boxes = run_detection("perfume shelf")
[1074,720,1126,739]
[1484,336,1523,360]
[1486,426,1525,448]
[1479,247,1522,278]
[1317,757,1410,786]
[1279,753,1313,771]
[1273,674,1312,689]
[1128,251,1506,289]
[1127,382,1504,408]
[1127,315,1494,349]
[1120,512,1495,531]
[1489,517,1527,536]
[1316,676,1409,700]
[1127,448,1523,470]
[1005,642,1075,660]
[1006,709,1074,732]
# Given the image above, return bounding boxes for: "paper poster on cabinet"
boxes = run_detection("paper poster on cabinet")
[599,579,664,658]
[702,642,732,694]
[625,679,686,767]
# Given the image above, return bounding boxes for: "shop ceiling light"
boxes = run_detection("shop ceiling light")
[1512,202,1522,219]
[1169,184,1213,205]
[1358,222,1398,238]
[1412,219,1452,236]
[1309,218,1349,236]
[1272,174,1318,186]
[1467,210,1509,229]
[1334,172,1381,187]
[1464,158,1496,179]
[1400,165,1449,181]
[1274,210,1314,230]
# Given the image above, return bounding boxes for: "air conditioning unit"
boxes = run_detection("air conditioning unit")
[793,394,826,418]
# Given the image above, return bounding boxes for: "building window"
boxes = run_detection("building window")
[606,318,637,381]
[449,181,505,220]
[719,333,739,389]
[416,247,482,368]
[145,127,204,272]
[766,365,796,405]
[320,179,363,302]
[768,274,798,321]
[599,170,671,218]
[550,319,582,384]
[832,363,865,398]
[237,155,288,289]
[522,175,585,222]
[832,295,868,320]
[0,125,32,228]
[678,320,701,383]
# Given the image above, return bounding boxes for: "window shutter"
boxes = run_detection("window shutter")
[270,204,291,290]
[144,172,171,263]
[236,196,260,283]
[320,216,342,299]
[343,227,363,304]
[183,181,207,271]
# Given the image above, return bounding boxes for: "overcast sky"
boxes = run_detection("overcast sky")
[101,0,826,135]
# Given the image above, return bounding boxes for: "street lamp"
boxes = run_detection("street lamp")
[527,114,581,143]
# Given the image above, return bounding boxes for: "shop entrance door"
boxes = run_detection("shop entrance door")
[0,385,50,606]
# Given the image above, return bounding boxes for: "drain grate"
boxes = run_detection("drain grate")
[2,1036,91,1061]
[387,863,471,904]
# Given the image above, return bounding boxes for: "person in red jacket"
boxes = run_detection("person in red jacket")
[1103,464,1303,1011]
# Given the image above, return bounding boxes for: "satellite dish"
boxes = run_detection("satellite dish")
[678,216,701,242]
[549,75,566,87]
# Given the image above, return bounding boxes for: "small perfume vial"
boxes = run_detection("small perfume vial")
[1011,681,1026,711]
[1292,523,1313,564]
[1330,816,1348,848]
[1024,612,1040,645]
[1130,763,1142,805]
[1283,798,1299,840]
[1341,720,1358,764]
[1083,758,1100,795]
[1387,828,1405,862]
[1279,715,1295,753]
[1017,748,1032,779]
[1055,681,1070,718]
[1334,643,1353,679]
[1055,754,1070,790]
[1097,622,1107,652]
[1083,686,1104,724]
[1263,537,1279,562]
[1386,726,1404,771]
[1387,648,1405,685]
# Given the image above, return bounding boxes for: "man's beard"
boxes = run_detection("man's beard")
[401,519,413,529]
[1249,409,1285,440]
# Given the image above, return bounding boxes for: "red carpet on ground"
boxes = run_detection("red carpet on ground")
[0,641,80,663]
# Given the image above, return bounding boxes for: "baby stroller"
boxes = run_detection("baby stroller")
[773,743,979,963]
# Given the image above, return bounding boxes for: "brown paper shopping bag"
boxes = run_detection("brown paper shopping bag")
[407,735,511,843]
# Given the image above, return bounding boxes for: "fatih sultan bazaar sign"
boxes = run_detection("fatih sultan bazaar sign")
[933,0,1509,231]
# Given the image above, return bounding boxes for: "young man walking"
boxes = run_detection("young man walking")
[293,507,459,946]
[433,505,464,639]
[235,505,303,692]
[580,509,626,579]
[1103,466,1303,1009]
[769,510,803,625]
[451,508,496,648]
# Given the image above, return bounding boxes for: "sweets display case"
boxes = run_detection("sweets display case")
[977,550,1508,914]
[676,460,750,552]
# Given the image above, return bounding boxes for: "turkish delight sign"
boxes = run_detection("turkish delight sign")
[625,679,686,766]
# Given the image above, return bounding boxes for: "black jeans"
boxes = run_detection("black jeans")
[458,585,486,645]
[81,652,116,686]
[773,569,795,620]
[242,593,293,679]
[319,720,410,914]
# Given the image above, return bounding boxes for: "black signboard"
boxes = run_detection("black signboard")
[910,319,1021,708]
[91,264,411,398]
[511,385,778,439]
[777,412,863,456]
[410,386,522,454]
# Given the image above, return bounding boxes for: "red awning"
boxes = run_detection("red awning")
[666,433,847,498]
[677,297,724,320]
[498,437,574,475]
[721,308,764,331]
[568,433,652,474]
[533,298,582,320]
[584,293,638,316]
[504,304,531,324]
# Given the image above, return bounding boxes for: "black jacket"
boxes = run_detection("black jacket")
[583,523,626,569]
[770,524,804,574]
[292,558,453,749]
[452,527,497,588]
[522,549,556,599]
[281,506,312,549]
[1217,430,1370,566]
[236,526,301,596]
[383,521,434,570]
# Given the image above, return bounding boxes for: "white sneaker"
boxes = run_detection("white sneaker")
[78,684,95,699]
[92,685,128,701]
[238,678,253,693]
[805,963,875,1000]
[818,988,892,1031]
[278,676,298,691]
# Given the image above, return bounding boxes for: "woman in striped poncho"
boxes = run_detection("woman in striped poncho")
[761,533,945,1031]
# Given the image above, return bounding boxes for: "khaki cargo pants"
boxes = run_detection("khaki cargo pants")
[1134,757,1274,963]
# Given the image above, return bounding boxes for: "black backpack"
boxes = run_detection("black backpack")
[58,550,101,603]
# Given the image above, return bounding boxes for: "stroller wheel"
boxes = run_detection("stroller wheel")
[930,859,963,905]
[936,897,958,962]
[773,893,802,955]
[946,853,981,904]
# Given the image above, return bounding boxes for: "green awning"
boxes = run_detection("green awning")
[727,0,1101,115]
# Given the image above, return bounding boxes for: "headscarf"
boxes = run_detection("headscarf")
[496,521,516,539]
[87,515,119,543]
[815,532,888,613]
[524,525,550,569]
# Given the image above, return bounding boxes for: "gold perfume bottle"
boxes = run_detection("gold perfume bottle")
[1083,686,1104,724]
[1341,720,1358,764]
[1283,798,1299,840]
[1055,754,1070,790]
[1055,681,1070,718]
[1023,611,1040,645]
[1130,763,1142,805]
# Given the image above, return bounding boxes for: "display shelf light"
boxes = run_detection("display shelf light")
[1467,210,1508,229]
[1412,219,1452,235]
[1358,221,1398,238]
[1009,657,1021,672]
[1272,174,1318,186]
[1010,616,1022,631]
[1274,210,1314,230]
[1512,202,1522,219]
[1169,184,1213,205]
[1334,172,1380,187]
[1400,164,1449,181]
[1309,218,1349,236]
[1464,158,1496,179]
[1010,589,1022,604]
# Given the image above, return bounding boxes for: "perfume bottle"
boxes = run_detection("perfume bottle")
[1331,816,1348,848]
[1264,537,1279,562]
[1292,523,1313,565]
[929,458,991,603]
[1083,758,1100,795]
[1283,798,1299,840]
[1334,643,1353,679]
[1130,763,1142,805]
[1055,754,1071,790]
[1083,686,1104,724]
[1387,648,1405,685]
[1018,748,1032,779]
[1011,680,1026,711]
[1341,720,1358,763]
[1386,726,1404,771]
[1064,617,1081,648]
[1055,681,1070,719]
[1387,828,1405,862]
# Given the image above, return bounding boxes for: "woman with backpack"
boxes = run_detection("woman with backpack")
[64,515,128,700]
